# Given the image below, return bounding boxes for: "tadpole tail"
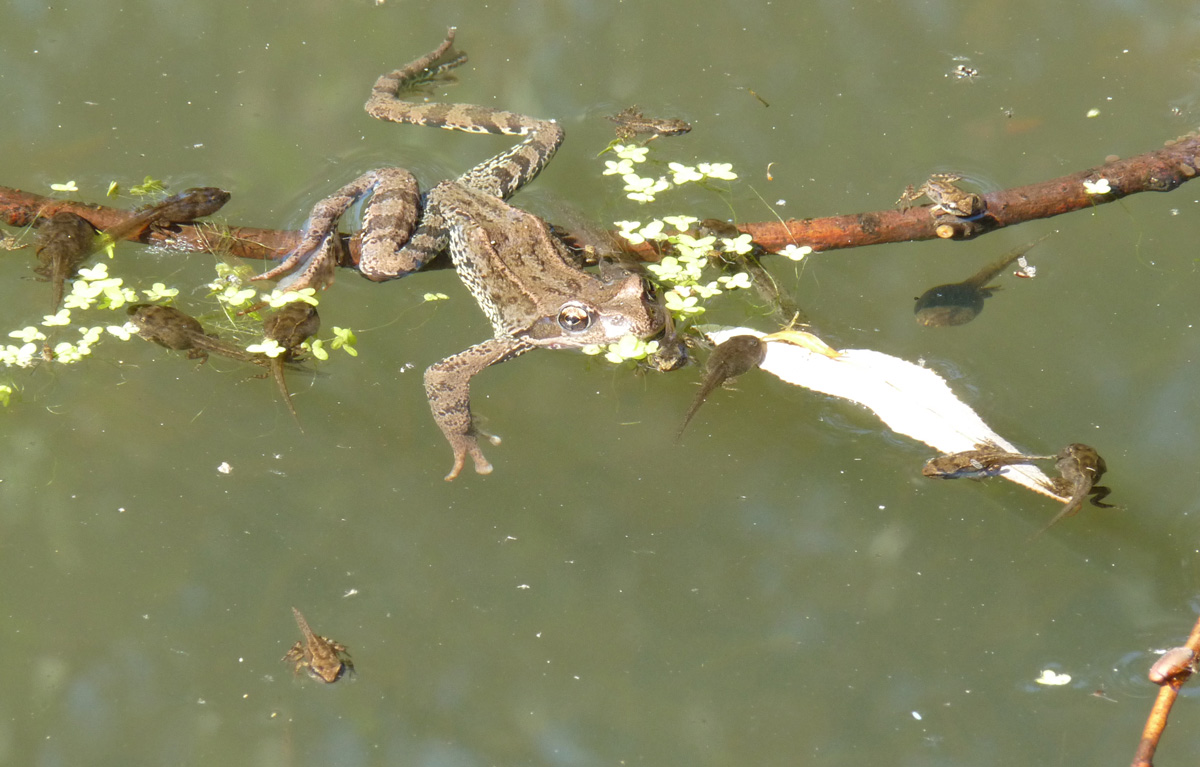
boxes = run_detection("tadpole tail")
[272,357,304,434]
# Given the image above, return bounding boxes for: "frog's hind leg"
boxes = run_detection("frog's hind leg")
[256,169,419,289]
[365,30,564,202]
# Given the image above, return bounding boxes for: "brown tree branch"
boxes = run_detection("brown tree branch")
[3,131,1198,273]
[1131,610,1200,767]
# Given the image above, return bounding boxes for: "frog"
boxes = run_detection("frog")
[676,334,766,442]
[914,234,1052,326]
[606,107,692,141]
[897,173,985,219]
[33,187,228,311]
[254,29,666,479]
[282,607,353,684]
[32,211,96,311]
[1034,443,1115,535]
[921,443,1054,479]
[127,303,315,430]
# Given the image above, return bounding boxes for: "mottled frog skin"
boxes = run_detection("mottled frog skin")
[922,444,1053,479]
[898,173,985,218]
[283,607,353,684]
[676,335,766,442]
[257,29,665,479]
[606,107,692,141]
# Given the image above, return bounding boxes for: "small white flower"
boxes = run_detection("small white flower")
[664,289,705,316]
[143,283,179,301]
[106,323,136,340]
[265,288,318,308]
[54,342,84,363]
[1035,669,1071,686]
[662,215,699,232]
[698,162,737,181]
[646,256,685,282]
[668,162,704,184]
[246,339,286,357]
[1083,178,1111,195]
[8,327,46,343]
[217,286,257,306]
[693,281,723,299]
[638,220,666,240]
[778,243,813,261]
[102,283,138,309]
[614,144,649,163]
[603,158,635,176]
[77,263,109,282]
[721,234,754,255]
[673,234,716,258]
[42,310,71,327]
[718,272,753,289]
[615,220,645,245]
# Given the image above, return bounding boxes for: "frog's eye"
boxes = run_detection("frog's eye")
[557,303,594,333]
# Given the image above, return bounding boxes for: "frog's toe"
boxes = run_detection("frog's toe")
[443,442,493,481]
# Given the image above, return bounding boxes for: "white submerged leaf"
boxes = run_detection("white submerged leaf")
[704,326,1067,501]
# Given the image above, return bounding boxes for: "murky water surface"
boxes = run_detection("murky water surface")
[3,1,1200,764]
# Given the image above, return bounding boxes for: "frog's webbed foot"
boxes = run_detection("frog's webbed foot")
[424,337,531,481]
[259,232,342,293]
[255,170,416,291]
[1089,484,1116,508]
[443,434,494,481]
[254,219,345,292]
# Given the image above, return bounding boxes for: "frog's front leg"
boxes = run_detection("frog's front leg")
[255,168,420,291]
[424,336,532,481]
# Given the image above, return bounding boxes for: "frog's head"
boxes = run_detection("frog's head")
[522,271,666,350]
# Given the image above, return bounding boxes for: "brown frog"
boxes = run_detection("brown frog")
[127,303,314,429]
[32,211,96,311]
[255,29,666,479]
[914,235,1050,326]
[283,607,353,683]
[606,107,692,141]
[676,335,766,442]
[922,444,1054,479]
[897,173,985,219]
[1035,443,1115,535]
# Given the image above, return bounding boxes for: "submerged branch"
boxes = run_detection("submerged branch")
[3,131,1199,274]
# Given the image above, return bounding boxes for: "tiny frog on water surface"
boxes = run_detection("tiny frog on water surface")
[1033,443,1115,537]
[922,444,1054,480]
[255,29,666,479]
[606,107,692,141]
[283,607,353,684]
[898,173,985,219]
